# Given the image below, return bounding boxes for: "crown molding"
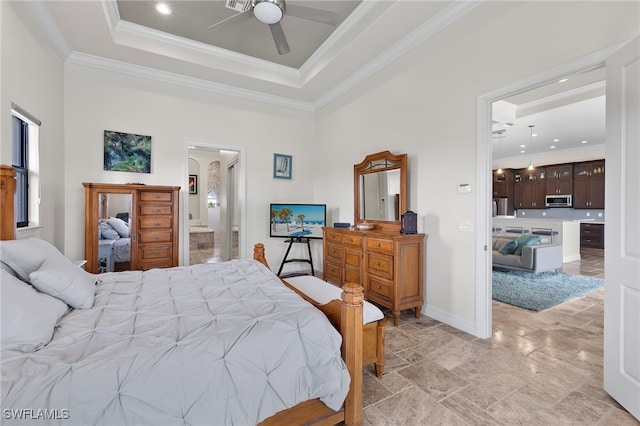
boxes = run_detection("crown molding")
[26,1,71,59]
[517,80,606,112]
[66,52,314,112]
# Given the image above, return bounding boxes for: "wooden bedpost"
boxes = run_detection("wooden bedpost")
[341,282,364,426]
[253,243,270,268]
[0,165,16,241]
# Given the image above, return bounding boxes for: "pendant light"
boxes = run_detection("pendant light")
[527,125,535,171]
[495,129,505,174]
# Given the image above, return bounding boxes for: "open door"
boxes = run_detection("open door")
[603,36,640,421]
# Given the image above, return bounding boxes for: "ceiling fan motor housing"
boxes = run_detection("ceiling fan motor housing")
[252,0,285,24]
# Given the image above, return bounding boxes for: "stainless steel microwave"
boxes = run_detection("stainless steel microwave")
[545,195,572,207]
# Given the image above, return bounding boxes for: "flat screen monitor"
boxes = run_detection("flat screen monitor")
[270,203,326,239]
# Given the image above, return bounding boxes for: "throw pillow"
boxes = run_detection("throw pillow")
[0,238,71,283]
[498,240,518,255]
[29,258,97,309]
[513,235,541,256]
[1,269,69,352]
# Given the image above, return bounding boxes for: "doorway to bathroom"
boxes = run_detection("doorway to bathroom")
[186,144,243,265]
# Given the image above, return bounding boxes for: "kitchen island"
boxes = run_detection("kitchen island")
[492,217,581,263]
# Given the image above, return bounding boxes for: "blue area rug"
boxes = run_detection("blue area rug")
[492,269,604,311]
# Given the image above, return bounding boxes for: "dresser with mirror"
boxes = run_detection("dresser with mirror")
[323,151,425,326]
[83,182,180,274]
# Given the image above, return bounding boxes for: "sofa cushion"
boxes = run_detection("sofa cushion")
[498,240,518,255]
[514,235,541,256]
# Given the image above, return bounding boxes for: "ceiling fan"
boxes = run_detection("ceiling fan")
[208,0,340,55]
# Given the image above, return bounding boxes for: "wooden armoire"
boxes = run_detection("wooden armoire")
[83,183,180,273]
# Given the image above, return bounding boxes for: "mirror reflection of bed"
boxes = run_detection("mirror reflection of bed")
[98,193,132,272]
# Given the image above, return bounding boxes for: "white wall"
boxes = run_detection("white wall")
[63,64,316,268]
[315,1,640,327]
[0,1,65,248]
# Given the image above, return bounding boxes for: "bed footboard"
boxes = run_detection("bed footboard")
[254,243,364,425]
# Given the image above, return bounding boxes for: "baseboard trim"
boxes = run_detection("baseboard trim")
[422,304,479,338]
[564,254,581,263]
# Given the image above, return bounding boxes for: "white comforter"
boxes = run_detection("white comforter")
[1,260,350,425]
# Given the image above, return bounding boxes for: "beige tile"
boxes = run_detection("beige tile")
[551,391,613,423]
[441,393,505,426]
[397,359,468,401]
[374,387,469,426]
[596,407,640,426]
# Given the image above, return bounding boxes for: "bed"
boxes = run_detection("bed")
[0,165,365,425]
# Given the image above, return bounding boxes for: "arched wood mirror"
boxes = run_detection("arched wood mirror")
[354,151,407,232]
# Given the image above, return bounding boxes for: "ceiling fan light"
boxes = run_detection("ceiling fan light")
[253,1,284,24]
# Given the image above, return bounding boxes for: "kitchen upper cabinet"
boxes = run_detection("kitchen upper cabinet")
[492,169,513,198]
[546,164,573,195]
[514,168,546,209]
[574,160,605,209]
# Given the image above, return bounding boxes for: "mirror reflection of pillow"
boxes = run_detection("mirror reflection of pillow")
[107,217,130,238]
[100,222,120,240]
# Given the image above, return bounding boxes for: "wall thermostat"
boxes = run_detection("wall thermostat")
[458,183,472,194]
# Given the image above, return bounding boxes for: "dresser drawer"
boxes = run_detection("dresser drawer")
[325,230,342,244]
[342,234,362,247]
[140,205,173,216]
[368,276,392,299]
[139,230,172,243]
[326,244,343,262]
[367,237,393,254]
[367,253,393,280]
[324,262,342,285]
[139,244,172,261]
[139,217,172,229]
[140,191,173,202]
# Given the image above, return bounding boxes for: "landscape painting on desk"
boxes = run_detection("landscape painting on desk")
[270,204,326,239]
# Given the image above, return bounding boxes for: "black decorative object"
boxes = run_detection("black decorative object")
[401,210,417,234]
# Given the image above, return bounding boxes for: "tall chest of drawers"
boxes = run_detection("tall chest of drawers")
[136,187,180,270]
[323,227,425,326]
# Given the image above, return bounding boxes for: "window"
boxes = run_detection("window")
[11,104,40,229]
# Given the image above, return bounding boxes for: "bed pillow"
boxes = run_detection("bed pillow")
[1,269,69,352]
[514,235,541,256]
[0,238,70,283]
[29,258,97,309]
[498,240,518,255]
[107,217,130,238]
[100,221,120,240]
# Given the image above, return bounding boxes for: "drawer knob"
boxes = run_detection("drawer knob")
[153,208,160,213]
[154,221,160,226]
[376,285,381,289]
[153,194,161,198]
[375,262,381,266]
[153,235,159,240]
[376,243,381,247]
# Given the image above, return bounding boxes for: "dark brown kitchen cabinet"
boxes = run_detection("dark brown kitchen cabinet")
[580,223,604,249]
[514,168,545,209]
[492,169,513,198]
[574,161,605,209]
[546,164,573,196]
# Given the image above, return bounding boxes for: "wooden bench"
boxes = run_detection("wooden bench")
[283,275,385,377]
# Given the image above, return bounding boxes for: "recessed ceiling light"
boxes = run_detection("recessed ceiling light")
[156,3,172,15]
[581,140,588,144]
[520,150,526,154]
[550,145,556,149]
[558,78,569,83]
[520,144,526,148]
[532,133,538,137]
[553,138,559,142]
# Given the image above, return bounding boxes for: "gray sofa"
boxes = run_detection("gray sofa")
[492,235,563,273]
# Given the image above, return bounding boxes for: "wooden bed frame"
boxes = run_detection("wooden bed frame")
[0,165,364,426]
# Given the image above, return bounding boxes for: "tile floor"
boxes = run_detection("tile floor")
[362,248,639,425]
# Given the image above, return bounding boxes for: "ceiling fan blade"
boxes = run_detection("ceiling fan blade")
[208,10,252,30]
[269,23,290,55]
[285,4,339,26]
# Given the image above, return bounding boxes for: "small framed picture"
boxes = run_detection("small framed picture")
[273,153,292,179]
[188,175,197,194]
